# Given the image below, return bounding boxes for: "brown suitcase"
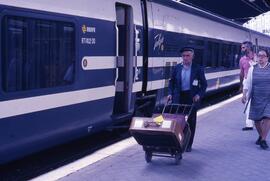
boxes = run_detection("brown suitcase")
[129,104,192,164]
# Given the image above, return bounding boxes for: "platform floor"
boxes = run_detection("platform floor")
[37,96,270,181]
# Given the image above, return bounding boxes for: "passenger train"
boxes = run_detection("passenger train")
[1,0,270,164]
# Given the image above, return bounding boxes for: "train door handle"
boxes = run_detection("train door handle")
[134,25,139,83]
[115,21,119,86]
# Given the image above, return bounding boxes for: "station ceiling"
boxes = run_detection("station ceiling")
[181,0,270,24]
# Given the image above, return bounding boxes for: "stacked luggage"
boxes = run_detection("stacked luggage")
[130,104,192,165]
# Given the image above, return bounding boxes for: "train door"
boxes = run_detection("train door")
[113,3,136,118]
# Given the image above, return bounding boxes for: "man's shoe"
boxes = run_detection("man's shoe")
[260,140,269,150]
[242,127,253,131]
[256,136,262,145]
[186,146,192,152]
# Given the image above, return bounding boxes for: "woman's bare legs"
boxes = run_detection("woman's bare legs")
[261,118,270,140]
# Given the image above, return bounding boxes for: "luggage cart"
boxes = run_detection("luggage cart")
[130,104,193,165]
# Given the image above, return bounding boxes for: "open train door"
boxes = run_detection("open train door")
[113,3,137,121]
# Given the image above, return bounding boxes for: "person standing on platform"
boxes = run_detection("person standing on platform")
[242,49,270,150]
[167,47,207,152]
[239,42,248,92]
[239,41,256,131]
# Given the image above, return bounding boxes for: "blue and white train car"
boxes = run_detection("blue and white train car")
[0,0,270,164]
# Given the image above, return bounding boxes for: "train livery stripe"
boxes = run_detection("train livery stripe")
[117,69,240,92]
[81,56,144,70]
[79,57,239,78]
[207,79,239,91]
[205,69,239,80]
[0,86,115,119]
[147,79,167,91]
[146,70,239,91]
[147,78,239,91]
[117,56,143,67]
[79,56,227,70]
[0,69,239,119]
[80,56,181,70]
[132,81,143,92]
[81,57,116,70]
[148,57,181,68]
[116,81,143,93]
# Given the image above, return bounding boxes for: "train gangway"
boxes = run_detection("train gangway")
[33,94,270,181]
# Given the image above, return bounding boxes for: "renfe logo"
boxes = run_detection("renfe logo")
[82,25,87,34]
[82,25,96,34]
[154,33,164,51]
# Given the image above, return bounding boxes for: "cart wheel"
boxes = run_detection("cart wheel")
[145,151,152,163]
[174,153,182,165]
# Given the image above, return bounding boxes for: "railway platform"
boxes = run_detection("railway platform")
[33,95,270,181]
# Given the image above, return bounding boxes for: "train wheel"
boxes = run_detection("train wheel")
[145,151,152,163]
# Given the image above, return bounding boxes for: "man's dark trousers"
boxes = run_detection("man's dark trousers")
[179,90,197,148]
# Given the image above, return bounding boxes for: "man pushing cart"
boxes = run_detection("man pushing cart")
[130,47,207,164]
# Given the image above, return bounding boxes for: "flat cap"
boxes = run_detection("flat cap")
[180,47,194,53]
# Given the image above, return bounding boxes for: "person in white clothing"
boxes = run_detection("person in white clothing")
[239,42,256,131]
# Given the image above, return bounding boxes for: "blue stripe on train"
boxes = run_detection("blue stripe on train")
[0,96,114,163]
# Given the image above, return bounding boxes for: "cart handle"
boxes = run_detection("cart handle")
[162,103,194,117]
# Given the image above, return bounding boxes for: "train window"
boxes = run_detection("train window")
[206,43,212,67]
[232,45,239,68]
[2,16,75,92]
[187,38,204,46]
[206,42,219,68]
[194,49,204,66]
[221,44,234,68]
